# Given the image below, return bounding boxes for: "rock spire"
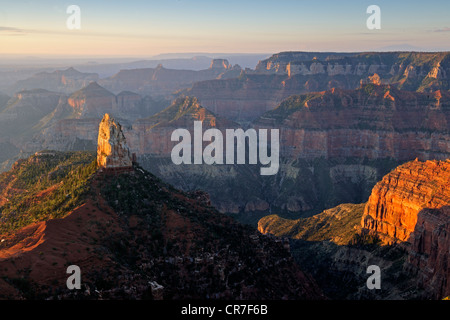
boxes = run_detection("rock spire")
[97,113,132,169]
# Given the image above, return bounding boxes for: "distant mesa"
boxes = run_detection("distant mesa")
[97,113,133,170]
[209,59,230,70]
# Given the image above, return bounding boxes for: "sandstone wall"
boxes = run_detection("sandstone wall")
[406,206,450,299]
[361,159,450,243]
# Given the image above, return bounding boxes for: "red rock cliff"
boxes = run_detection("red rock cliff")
[361,159,450,243]
[361,159,450,298]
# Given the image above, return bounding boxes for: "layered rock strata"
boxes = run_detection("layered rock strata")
[254,85,450,161]
[361,159,450,298]
[361,159,450,243]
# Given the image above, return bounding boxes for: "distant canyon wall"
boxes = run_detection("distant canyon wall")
[188,52,450,122]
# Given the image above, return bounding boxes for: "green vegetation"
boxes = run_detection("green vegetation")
[260,203,366,245]
[348,231,382,251]
[0,151,96,233]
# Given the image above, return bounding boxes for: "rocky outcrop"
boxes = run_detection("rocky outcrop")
[361,159,450,244]
[33,95,231,157]
[97,114,132,169]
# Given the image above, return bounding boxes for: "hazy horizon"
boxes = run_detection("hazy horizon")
[1,48,449,66]
[1,0,450,57]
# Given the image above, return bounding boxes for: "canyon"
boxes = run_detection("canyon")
[134,83,448,218]
[0,50,448,300]
[14,80,447,221]
[259,159,450,299]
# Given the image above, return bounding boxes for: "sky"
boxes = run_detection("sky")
[0,0,450,57]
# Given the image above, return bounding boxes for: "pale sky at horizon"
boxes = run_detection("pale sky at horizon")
[1,0,450,57]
